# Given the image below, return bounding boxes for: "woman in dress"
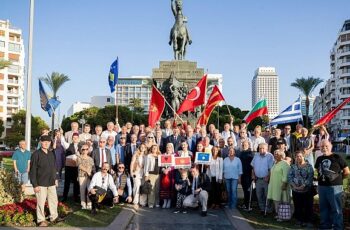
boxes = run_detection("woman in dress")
[267,149,291,221]
[159,143,176,208]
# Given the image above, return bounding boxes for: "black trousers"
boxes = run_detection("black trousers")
[63,166,79,200]
[210,177,221,205]
[89,190,114,210]
[241,176,252,207]
[292,190,314,223]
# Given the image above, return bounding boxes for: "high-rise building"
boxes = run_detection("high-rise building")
[252,67,279,119]
[300,95,315,122]
[314,19,350,140]
[0,20,25,138]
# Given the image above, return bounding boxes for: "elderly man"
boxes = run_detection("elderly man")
[183,166,211,217]
[65,122,79,143]
[91,137,112,173]
[29,135,59,227]
[79,124,92,142]
[101,122,117,140]
[251,143,274,213]
[315,140,349,230]
[88,162,119,215]
[114,163,132,204]
[12,140,31,191]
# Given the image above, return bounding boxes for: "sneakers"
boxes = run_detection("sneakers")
[201,211,207,217]
[173,210,180,214]
[149,205,154,209]
[38,221,49,227]
[182,210,187,214]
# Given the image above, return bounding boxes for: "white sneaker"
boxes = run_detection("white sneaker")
[162,200,167,209]
[149,205,154,209]
[166,200,171,209]
[156,204,160,208]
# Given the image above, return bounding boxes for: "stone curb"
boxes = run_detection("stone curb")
[224,208,255,230]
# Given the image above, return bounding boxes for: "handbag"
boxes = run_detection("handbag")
[278,191,292,221]
[140,180,152,195]
[93,186,107,203]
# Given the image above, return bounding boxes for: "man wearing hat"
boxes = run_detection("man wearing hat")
[61,132,81,202]
[276,139,292,164]
[29,135,59,227]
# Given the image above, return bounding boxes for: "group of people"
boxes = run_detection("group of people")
[12,118,349,229]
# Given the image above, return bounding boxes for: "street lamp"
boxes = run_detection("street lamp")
[78,116,86,133]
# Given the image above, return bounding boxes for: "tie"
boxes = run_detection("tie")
[101,149,105,166]
[132,145,135,154]
[194,177,197,190]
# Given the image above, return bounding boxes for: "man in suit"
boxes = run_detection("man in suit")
[166,126,183,152]
[91,137,112,173]
[61,132,81,202]
[64,122,79,144]
[183,166,211,216]
[162,120,173,138]
[124,134,139,173]
[155,128,166,153]
[222,137,235,159]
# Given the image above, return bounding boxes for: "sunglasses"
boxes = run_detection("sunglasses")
[148,136,154,139]
[99,141,106,143]
[118,166,125,169]
[81,148,88,151]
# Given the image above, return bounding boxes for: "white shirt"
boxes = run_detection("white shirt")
[101,130,117,140]
[88,172,118,197]
[251,136,266,152]
[99,148,107,168]
[207,157,223,181]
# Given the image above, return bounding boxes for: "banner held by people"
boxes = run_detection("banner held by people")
[148,85,166,128]
[197,85,225,126]
[270,97,303,126]
[244,98,268,124]
[176,74,207,114]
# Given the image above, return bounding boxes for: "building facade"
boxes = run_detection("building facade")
[313,19,350,140]
[252,67,279,119]
[67,101,91,117]
[0,20,25,138]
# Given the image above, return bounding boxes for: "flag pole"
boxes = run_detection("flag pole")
[115,85,119,126]
[224,100,232,117]
[164,99,185,124]
[25,0,34,150]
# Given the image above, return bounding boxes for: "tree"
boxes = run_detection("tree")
[0,60,11,70]
[291,76,323,128]
[4,110,49,148]
[129,98,144,122]
[40,72,70,131]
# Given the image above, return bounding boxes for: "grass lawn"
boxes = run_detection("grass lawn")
[54,200,122,227]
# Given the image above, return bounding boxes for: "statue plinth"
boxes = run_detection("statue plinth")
[152,60,205,122]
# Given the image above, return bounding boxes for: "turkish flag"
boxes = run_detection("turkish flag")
[148,85,165,128]
[197,85,225,126]
[315,96,350,126]
[177,75,207,114]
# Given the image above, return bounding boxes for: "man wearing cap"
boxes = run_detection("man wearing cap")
[29,135,59,227]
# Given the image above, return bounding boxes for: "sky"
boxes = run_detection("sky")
[1,0,350,126]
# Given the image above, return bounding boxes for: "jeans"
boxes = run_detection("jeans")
[318,185,343,230]
[225,178,238,209]
[16,172,29,184]
[256,179,269,212]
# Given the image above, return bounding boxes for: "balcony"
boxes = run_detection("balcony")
[7,79,18,85]
[7,90,19,96]
[339,71,350,78]
[339,60,350,68]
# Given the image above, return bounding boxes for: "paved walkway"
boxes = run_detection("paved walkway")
[125,206,234,230]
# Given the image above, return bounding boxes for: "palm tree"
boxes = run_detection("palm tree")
[40,72,70,130]
[0,60,11,70]
[291,76,323,128]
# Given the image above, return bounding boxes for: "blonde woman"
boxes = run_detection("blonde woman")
[144,144,161,208]
[130,143,147,206]
[77,144,94,210]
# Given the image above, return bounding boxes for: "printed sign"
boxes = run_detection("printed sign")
[158,155,175,167]
[174,157,192,169]
[194,152,212,165]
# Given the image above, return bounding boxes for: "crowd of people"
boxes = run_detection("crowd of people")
[11,118,349,229]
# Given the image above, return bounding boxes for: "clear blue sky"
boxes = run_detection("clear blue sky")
[1,0,350,125]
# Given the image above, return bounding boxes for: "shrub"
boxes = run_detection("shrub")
[0,168,23,206]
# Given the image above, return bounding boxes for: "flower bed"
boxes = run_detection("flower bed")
[0,198,70,226]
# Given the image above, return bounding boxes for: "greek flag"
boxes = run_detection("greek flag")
[270,98,302,126]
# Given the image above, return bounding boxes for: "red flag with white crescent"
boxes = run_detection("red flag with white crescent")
[148,85,166,128]
[177,75,207,114]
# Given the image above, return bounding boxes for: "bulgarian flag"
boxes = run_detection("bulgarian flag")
[244,98,268,124]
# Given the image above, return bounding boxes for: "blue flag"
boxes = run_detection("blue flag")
[39,79,61,117]
[269,97,303,126]
[108,57,119,93]
[195,152,211,165]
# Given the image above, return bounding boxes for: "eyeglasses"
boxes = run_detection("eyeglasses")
[120,137,126,139]
[99,141,106,143]
[102,168,108,171]
[148,136,154,139]
[81,148,88,151]
[118,167,125,169]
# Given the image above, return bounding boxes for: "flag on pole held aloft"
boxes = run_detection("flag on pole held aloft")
[197,85,225,126]
[39,79,60,117]
[244,98,268,124]
[315,96,350,126]
[270,98,303,126]
[177,75,207,114]
[108,58,119,93]
[148,85,166,128]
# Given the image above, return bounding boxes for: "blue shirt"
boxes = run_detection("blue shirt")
[107,145,117,166]
[223,157,243,179]
[12,149,31,173]
[250,152,274,178]
[116,144,125,164]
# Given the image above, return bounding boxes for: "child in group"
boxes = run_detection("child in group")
[174,169,191,213]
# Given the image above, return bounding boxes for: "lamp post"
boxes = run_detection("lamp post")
[78,116,86,134]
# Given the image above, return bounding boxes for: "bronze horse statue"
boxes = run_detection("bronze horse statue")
[169,0,192,60]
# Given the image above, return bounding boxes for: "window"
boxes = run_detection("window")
[8,43,20,52]
[107,98,111,102]
[0,41,4,48]
[0,30,4,36]
[8,65,19,73]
